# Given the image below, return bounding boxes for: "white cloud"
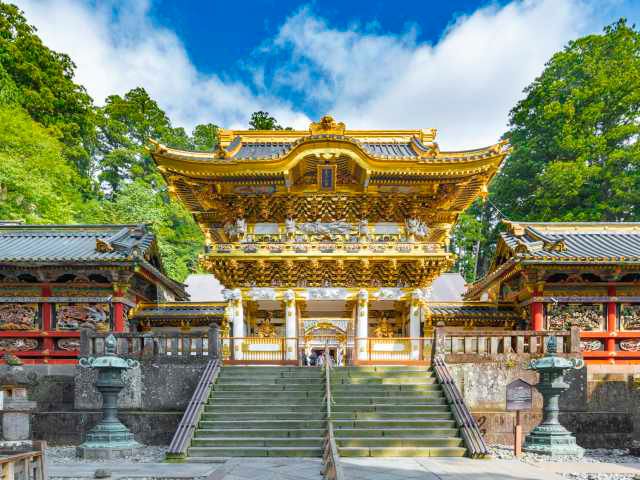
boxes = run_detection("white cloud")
[14,0,310,131]
[13,0,636,148]
[266,1,608,148]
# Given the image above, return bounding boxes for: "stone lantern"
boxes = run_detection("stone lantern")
[0,366,37,445]
[77,334,143,459]
[523,336,584,456]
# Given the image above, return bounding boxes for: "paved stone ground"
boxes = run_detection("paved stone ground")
[47,456,640,480]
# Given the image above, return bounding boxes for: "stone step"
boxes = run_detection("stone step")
[333,419,456,428]
[204,404,326,413]
[331,411,452,420]
[199,420,326,430]
[330,377,436,385]
[342,366,431,372]
[212,384,324,391]
[331,404,450,413]
[335,437,463,448]
[187,446,322,457]
[211,391,320,399]
[218,369,324,379]
[194,428,325,438]
[334,427,459,438]
[216,377,323,384]
[209,397,325,406]
[331,368,435,378]
[331,385,440,392]
[339,447,466,457]
[201,412,326,421]
[332,395,445,404]
[191,437,323,448]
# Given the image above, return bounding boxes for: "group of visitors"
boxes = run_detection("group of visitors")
[301,345,344,367]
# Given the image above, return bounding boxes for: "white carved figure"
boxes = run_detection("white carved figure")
[358,219,369,239]
[285,218,296,237]
[405,218,428,240]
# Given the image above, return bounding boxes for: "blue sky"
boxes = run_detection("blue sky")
[15,0,640,148]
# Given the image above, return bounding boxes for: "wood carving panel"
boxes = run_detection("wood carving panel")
[0,304,38,330]
[55,303,110,330]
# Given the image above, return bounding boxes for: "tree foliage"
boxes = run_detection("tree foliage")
[249,110,291,130]
[454,19,640,280]
[0,3,95,177]
[493,19,640,222]
[0,104,84,223]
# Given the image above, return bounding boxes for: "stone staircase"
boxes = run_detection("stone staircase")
[187,366,325,459]
[331,366,466,457]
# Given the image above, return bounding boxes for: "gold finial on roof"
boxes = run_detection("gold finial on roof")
[309,115,346,135]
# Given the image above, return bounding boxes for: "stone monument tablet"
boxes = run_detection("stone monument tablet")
[506,378,532,411]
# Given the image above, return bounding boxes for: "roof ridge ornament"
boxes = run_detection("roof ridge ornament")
[309,115,345,135]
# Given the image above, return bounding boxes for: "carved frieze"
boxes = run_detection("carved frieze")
[55,303,110,330]
[580,340,603,352]
[0,338,38,352]
[621,304,640,330]
[57,338,81,351]
[373,288,404,300]
[620,339,640,352]
[0,304,38,330]
[546,303,604,331]
[248,288,277,301]
[305,288,349,300]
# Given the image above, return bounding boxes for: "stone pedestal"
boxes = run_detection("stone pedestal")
[2,397,37,441]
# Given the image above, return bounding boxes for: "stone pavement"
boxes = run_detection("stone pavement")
[342,457,567,480]
[47,457,640,480]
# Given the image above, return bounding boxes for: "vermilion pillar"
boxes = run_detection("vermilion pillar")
[607,286,616,353]
[113,286,126,332]
[532,289,544,331]
[41,286,54,361]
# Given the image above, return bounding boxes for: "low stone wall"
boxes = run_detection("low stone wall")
[33,411,181,445]
[74,357,207,410]
[0,359,207,445]
[448,361,640,448]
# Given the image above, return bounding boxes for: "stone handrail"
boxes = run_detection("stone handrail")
[166,358,221,462]
[80,326,219,359]
[433,326,580,362]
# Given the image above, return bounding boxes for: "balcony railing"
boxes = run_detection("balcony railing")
[353,337,432,365]
[221,336,299,365]
[432,326,580,362]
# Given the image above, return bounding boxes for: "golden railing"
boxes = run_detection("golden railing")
[354,337,431,364]
[221,337,299,363]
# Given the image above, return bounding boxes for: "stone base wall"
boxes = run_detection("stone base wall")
[449,361,640,448]
[33,411,181,446]
[471,411,633,448]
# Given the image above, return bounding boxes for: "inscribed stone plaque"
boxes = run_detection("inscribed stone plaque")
[506,379,532,411]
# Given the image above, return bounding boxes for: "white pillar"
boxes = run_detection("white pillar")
[409,289,423,360]
[357,289,369,360]
[284,289,297,360]
[231,288,244,360]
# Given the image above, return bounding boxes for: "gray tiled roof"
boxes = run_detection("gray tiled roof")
[225,138,420,160]
[501,224,640,261]
[134,302,225,318]
[0,224,155,262]
[430,304,518,318]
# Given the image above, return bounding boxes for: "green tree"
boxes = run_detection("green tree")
[0,3,95,177]
[248,111,292,130]
[95,87,192,193]
[0,104,84,223]
[492,19,640,222]
[191,123,219,151]
[455,19,640,278]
